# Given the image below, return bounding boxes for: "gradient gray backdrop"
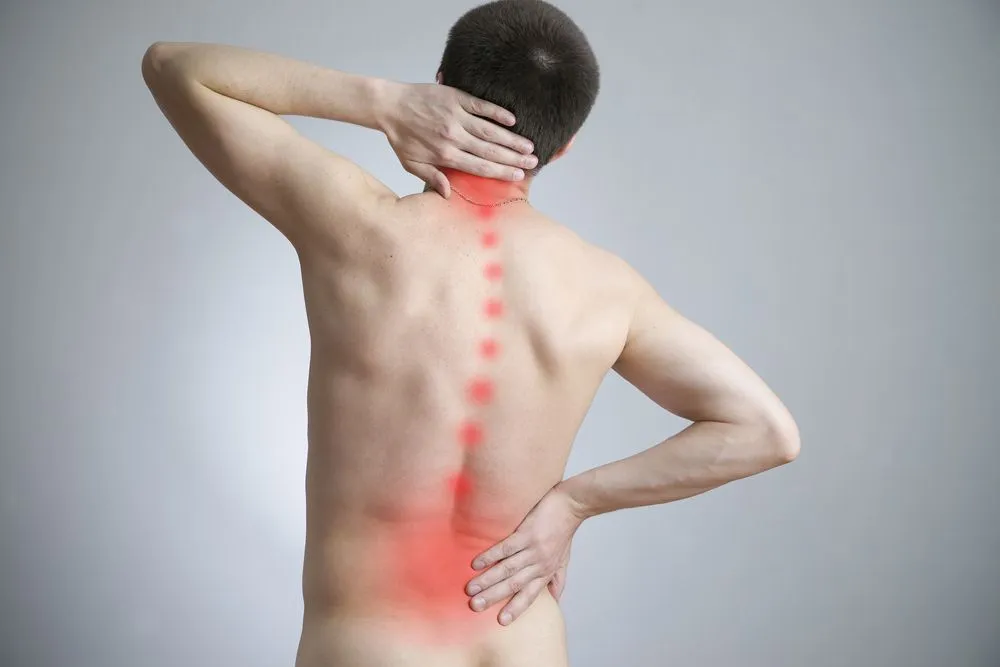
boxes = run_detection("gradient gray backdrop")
[1,1,998,666]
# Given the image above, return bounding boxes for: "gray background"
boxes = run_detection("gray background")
[1,0,997,665]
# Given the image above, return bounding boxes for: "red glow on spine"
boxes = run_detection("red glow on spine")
[467,378,494,405]
[448,472,474,498]
[458,421,484,447]
[374,172,519,646]
[479,339,499,359]
[484,299,504,318]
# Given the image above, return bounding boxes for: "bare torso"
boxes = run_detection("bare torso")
[293,191,635,667]
[141,41,798,667]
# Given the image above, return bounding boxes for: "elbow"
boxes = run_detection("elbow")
[763,410,800,466]
[141,42,167,87]
[141,42,186,86]
[736,407,799,470]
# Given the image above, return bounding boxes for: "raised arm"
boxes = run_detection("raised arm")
[141,42,537,248]
[562,273,801,517]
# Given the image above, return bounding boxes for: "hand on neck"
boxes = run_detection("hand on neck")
[441,168,531,205]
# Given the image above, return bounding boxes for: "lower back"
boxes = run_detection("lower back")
[295,578,568,667]
[296,508,569,664]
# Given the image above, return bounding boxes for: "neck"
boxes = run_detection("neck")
[440,168,531,205]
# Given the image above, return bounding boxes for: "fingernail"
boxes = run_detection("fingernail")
[511,170,524,181]
[506,115,517,125]
[468,584,481,595]
[472,559,485,570]
[472,597,486,611]
[499,612,512,625]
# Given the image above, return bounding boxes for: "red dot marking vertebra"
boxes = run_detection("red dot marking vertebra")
[484,262,503,280]
[448,472,474,498]
[484,299,504,318]
[458,421,484,447]
[479,338,500,359]
[467,378,494,405]
[481,231,499,248]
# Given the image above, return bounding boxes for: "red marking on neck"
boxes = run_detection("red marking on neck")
[443,168,526,207]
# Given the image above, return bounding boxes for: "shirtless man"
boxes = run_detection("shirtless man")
[142,1,800,665]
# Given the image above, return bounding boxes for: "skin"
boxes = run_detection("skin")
[143,42,800,667]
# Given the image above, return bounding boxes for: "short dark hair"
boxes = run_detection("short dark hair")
[438,0,600,171]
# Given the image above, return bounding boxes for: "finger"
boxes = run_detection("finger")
[460,94,516,126]
[444,151,525,182]
[472,533,529,571]
[498,578,548,626]
[469,565,542,613]
[460,132,538,171]
[434,170,451,198]
[406,162,450,198]
[467,548,533,596]
[465,118,535,156]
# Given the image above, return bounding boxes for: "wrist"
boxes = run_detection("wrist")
[556,474,599,522]
[369,77,402,134]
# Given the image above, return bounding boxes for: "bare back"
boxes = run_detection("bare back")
[142,41,798,667]
[293,192,636,667]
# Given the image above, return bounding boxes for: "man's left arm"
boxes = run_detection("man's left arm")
[464,270,800,626]
[141,42,536,248]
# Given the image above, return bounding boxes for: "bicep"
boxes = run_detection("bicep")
[613,279,782,426]
[144,60,395,247]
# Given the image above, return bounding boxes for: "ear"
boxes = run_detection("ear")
[435,71,443,84]
[548,135,576,163]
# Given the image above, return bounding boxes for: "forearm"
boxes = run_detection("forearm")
[143,42,391,129]
[560,418,799,519]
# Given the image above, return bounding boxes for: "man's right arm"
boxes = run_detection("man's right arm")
[560,272,800,519]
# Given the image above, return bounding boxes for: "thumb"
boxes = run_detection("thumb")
[548,571,566,601]
[407,162,450,198]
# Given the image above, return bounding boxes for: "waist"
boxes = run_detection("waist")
[300,512,558,648]
[297,588,566,667]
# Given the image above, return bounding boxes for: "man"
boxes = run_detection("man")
[142,1,800,665]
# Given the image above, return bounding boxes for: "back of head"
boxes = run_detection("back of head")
[438,0,600,171]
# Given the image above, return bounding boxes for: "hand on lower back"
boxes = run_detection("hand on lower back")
[379,81,537,197]
[465,484,584,626]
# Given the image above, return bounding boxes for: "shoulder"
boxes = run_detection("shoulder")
[540,220,644,303]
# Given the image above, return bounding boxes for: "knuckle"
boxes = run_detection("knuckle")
[479,145,497,162]
[436,146,457,163]
[507,578,522,594]
[438,123,457,141]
